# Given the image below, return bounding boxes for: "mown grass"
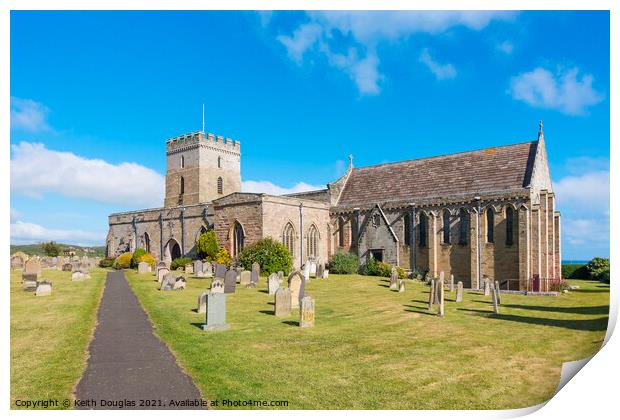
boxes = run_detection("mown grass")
[10,268,106,409]
[126,271,609,410]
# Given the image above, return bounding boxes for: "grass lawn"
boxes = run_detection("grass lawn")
[10,268,106,409]
[126,271,609,409]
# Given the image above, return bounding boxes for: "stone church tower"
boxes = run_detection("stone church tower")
[164,131,241,207]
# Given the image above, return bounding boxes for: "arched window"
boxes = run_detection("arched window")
[282,222,295,257]
[506,207,514,246]
[217,177,223,195]
[232,221,244,257]
[459,208,468,245]
[338,218,345,247]
[404,213,412,245]
[181,155,185,168]
[144,232,151,253]
[180,177,185,195]
[487,208,494,243]
[442,210,450,244]
[307,224,319,259]
[419,213,428,247]
[218,156,222,168]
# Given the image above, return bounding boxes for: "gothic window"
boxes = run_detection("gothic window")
[144,232,151,253]
[442,210,450,244]
[404,213,412,246]
[351,216,359,245]
[218,156,222,168]
[307,224,319,259]
[419,213,428,247]
[217,177,223,195]
[372,213,381,227]
[506,207,514,246]
[487,208,495,243]
[459,208,468,245]
[338,217,345,247]
[180,177,185,195]
[282,222,295,257]
[232,221,244,257]
[181,155,185,168]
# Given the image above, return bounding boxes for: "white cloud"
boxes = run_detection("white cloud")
[10,208,21,223]
[10,220,105,246]
[419,48,457,80]
[10,97,52,132]
[242,180,324,196]
[10,142,164,207]
[496,40,514,54]
[509,67,604,115]
[273,11,513,95]
[554,170,609,211]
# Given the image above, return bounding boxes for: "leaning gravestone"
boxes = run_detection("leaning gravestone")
[160,273,176,291]
[210,279,225,294]
[300,296,315,328]
[185,263,194,275]
[224,269,237,294]
[193,260,203,276]
[274,287,292,317]
[390,267,398,290]
[494,280,502,304]
[202,292,230,331]
[240,270,251,285]
[288,270,306,309]
[138,262,151,274]
[398,280,405,293]
[214,263,227,281]
[173,276,186,290]
[491,287,500,315]
[35,281,52,296]
[268,274,280,295]
[456,281,464,303]
[197,292,208,314]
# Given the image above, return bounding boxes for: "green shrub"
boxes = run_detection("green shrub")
[98,257,115,268]
[136,252,156,268]
[42,241,61,257]
[236,238,292,275]
[171,257,192,271]
[328,252,359,274]
[114,252,133,269]
[396,266,407,279]
[214,247,232,266]
[360,257,379,276]
[131,248,147,268]
[377,261,392,277]
[196,230,219,261]
[586,257,610,281]
[562,264,590,280]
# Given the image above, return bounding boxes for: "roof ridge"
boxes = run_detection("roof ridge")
[353,140,537,172]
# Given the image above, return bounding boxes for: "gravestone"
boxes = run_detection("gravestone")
[274,287,292,317]
[22,272,38,283]
[251,262,260,284]
[23,278,38,292]
[55,257,65,270]
[172,276,186,290]
[307,260,317,278]
[433,279,441,304]
[494,281,501,304]
[484,278,491,296]
[450,274,455,292]
[277,271,284,283]
[300,296,315,327]
[24,259,42,277]
[72,271,85,281]
[240,270,251,285]
[185,263,194,275]
[62,263,73,272]
[202,292,230,331]
[322,269,329,279]
[439,271,445,283]
[35,281,52,296]
[157,266,170,284]
[214,263,227,281]
[390,267,399,290]
[491,287,500,315]
[456,281,464,303]
[224,269,237,294]
[203,262,213,277]
[268,274,280,295]
[11,256,24,270]
[302,264,311,282]
[210,279,225,294]
[428,279,435,310]
[398,280,405,293]
[138,261,151,274]
[438,280,445,317]
[78,263,90,274]
[193,260,203,276]
[160,273,176,291]
[288,270,306,309]
[197,292,208,314]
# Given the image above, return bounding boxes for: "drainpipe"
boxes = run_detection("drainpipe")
[299,203,304,268]
[475,196,482,289]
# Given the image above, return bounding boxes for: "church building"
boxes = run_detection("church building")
[107,122,560,290]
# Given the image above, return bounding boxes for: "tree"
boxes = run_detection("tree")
[236,238,292,275]
[196,230,219,261]
[42,241,61,257]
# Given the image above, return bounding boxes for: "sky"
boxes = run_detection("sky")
[10,10,610,260]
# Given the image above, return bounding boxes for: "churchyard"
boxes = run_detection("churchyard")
[125,270,608,410]
[10,267,106,408]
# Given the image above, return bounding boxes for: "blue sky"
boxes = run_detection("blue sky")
[10,10,609,260]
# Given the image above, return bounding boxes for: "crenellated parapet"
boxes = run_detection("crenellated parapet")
[166,131,241,155]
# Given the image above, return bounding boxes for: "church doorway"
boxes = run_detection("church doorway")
[370,249,384,262]
[164,239,182,263]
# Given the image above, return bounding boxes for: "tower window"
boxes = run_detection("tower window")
[506,207,514,246]
[419,213,427,247]
[180,177,185,195]
[404,213,412,245]
[217,177,223,194]
[487,208,494,243]
[459,208,469,245]
[181,155,185,168]
[442,210,450,244]
[218,156,222,168]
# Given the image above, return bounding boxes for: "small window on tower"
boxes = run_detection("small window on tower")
[180,177,185,195]
[217,177,223,194]
[218,156,222,168]
[181,155,185,168]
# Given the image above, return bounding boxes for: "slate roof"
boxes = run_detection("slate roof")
[336,141,538,207]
